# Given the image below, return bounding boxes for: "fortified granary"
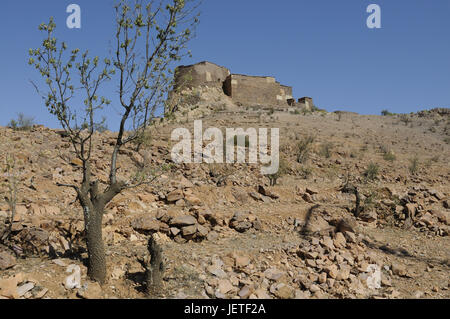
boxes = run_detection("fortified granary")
[172,61,313,109]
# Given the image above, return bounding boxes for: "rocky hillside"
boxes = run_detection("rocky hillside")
[0,106,449,299]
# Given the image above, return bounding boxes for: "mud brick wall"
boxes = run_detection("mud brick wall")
[224,74,293,106]
[298,97,314,110]
[174,61,230,90]
[173,61,294,107]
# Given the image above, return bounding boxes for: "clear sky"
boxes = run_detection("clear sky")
[1,0,449,129]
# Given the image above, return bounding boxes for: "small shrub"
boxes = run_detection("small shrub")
[267,157,289,186]
[296,135,315,164]
[319,142,333,159]
[8,113,35,131]
[381,109,394,116]
[363,162,379,181]
[80,116,109,133]
[409,156,419,175]
[300,109,310,115]
[399,114,411,126]
[132,129,153,150]
[311,105,326,113]
[383,151,396,162]
[299,166,313,179]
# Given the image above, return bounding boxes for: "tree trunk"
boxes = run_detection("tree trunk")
[354,187,361,218]
[146,234,164,296]
[84,204,106,284]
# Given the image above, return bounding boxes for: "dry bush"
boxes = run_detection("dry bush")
[296,135,315,164]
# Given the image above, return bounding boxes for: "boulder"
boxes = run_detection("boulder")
[420,213,434,226]
[131,216,161,232]
[391,263,407,277]
[430,210,449,225]
[170,215,197,227]
[233,254,251,268]
[333,232,347,248]
[405,203,417,218]
[258,185,279,199]
[321,236,335,250]
[324,264,339,279]
[303,214,330,234]
[181,225,198,237]
[184,194,202,206]
[359,210,377,223]
[167,189,184,203]
[232,221,252,233]
[196,224,209,238]
[0,251,16,270]
[337,218,357,233]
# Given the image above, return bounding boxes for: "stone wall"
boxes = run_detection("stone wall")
[297,97,314,111]
[173,61,230,90]
[223,74,292,106]
[172,61,294,107]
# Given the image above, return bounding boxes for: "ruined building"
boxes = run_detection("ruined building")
[173,61,311,108]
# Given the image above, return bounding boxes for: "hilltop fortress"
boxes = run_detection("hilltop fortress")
[171,61,313,110]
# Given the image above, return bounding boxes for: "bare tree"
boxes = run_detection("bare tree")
[29,0,199,284]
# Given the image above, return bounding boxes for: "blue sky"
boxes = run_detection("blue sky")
[0,0,449,129]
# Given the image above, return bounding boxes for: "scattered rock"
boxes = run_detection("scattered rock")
[217,279,233,294]
[303,214,330,234]
[131,216,162,232]
[333,232,347,248]
[181,224,197,237]
[273,283,294,299]
[324,264,339,279]
[32,286,48,299]
[64,265,82,290]
[77,281,102,299]
[170,215,197,227]
[0,273,23,299]
[167,189,184,203]
[258,185,279,199]
[17,282,35,297]
[0,251,16,270]
[359,210,377,223]
[391,263,407,277]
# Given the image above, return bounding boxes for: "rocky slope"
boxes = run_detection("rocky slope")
[0,106,449,299]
